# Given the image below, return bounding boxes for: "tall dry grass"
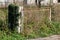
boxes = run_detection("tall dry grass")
[22,7,50,38]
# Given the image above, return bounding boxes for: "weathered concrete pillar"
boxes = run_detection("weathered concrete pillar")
[17,6,24,33]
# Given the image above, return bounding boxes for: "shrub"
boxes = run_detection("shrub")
[8,4,19,32]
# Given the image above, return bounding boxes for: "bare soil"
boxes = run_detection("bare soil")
[28,35,60,40]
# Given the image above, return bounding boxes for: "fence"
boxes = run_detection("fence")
[23,7,50,24]
[23,7,50,35]
[22,4,60,35]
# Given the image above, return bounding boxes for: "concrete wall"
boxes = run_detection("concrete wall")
[41,0,58,6]
[41,0,50,6]
[27,0,35,5]
[0,0,23,8]
[25,0,59,6]
[53,0,58,3]
[0,0,59,7]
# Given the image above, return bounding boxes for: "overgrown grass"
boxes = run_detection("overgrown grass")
[23,7,60,39]
[0,8,60,40]
[0,8,26,40]
[23,21,60,39]
[0,31,26,40]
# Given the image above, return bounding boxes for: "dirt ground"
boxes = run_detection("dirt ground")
[28,35,60,40]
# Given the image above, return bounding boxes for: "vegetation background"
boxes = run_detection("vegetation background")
[0,4,60,40]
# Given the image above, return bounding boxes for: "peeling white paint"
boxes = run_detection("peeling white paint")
[17,6,24,33]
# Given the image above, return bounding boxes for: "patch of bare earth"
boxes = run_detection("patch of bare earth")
[28,35,60,40]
